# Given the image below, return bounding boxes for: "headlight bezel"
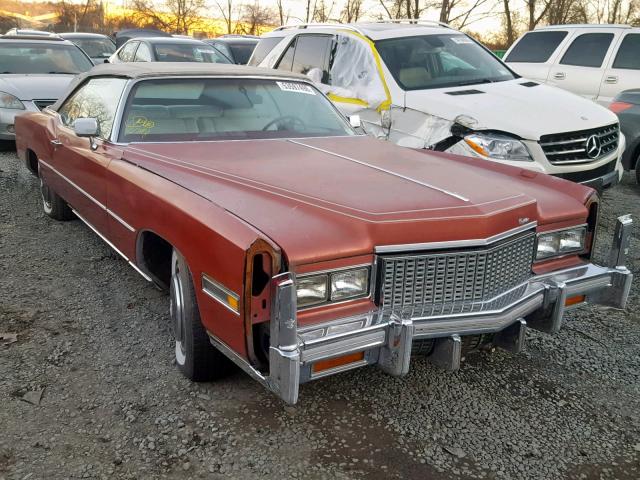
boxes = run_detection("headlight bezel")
[296,265,371,310]
[464,132,533,162]
[535,225,588,261]
[0,91,25,110]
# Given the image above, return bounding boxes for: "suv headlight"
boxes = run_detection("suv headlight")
[0,91,25,110]
[464,133,532,161]
[536,226,587,260]
[296,266,370,308]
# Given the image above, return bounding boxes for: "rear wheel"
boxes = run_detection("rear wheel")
[39,164,74,221]
[170,250,233,381]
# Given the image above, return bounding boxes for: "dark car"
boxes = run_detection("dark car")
[114,28,171,48]
[59,32,116,64]
[204,37,258,64]
[610,90,640,183]
[108,37,231,64]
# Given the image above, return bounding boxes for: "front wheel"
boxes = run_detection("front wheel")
[170,250,233,381]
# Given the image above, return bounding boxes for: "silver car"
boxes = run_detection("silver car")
[0,35,93,141]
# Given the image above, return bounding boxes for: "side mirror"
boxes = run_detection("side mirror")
[349,115,362,129]
[73,118,98,138]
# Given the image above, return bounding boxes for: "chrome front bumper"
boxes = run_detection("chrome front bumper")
[213,216,633,405]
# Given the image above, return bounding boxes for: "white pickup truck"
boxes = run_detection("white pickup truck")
[254,21,625,190]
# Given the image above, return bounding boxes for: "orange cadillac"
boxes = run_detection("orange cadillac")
[15,63,633,404]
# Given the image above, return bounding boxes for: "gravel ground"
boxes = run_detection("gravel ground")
[1,147,639,480]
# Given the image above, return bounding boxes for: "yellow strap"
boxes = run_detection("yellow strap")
[327,94,369,107]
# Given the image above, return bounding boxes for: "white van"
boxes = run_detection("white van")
[252,21,625,189]
[504,24,640,107]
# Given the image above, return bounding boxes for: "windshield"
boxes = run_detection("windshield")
[74,38,115,58]
[227,41,257,64]
[206,40,234,62]
[375,34,516,90]
[119,78,353,143]
[153,43,231,63]
[0,43,93,74]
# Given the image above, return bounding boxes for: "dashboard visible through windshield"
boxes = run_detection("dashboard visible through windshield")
[375,34,516,90]
[119,78,354,143]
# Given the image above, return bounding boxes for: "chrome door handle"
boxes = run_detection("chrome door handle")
[50,139,62,146]
[605,75,618,84]
[553,72,565,80]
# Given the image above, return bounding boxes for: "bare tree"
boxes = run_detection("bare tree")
[313,0,336,21]
[215,0,236,33]
[502,0,516,45]
[275,0,290,25]
[131,0,204,33]
[239,1,278,34]
[340,0,364,22]
[524,0,551,30]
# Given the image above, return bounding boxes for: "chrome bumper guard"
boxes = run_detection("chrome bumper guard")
[213,216,633,405]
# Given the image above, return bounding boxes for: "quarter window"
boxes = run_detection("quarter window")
[58,77,128,139]
[134,43,152,62]
[613,34,640,70]
[118,41,138,62]
[560,33,614,68]
[505,31,568,63]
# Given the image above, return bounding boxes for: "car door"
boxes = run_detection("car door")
[503,30,570,82]
[51,77,128,234]
[548,30,617,100]
[598,32,640,106]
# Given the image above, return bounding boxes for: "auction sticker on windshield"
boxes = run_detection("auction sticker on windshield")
[276,81,316,95]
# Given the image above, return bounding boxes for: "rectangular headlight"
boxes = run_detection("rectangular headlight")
[536,226,586,260]
[296,274,328,308]
[330,268,369,301]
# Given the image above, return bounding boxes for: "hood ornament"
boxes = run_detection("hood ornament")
[519,217,530,225]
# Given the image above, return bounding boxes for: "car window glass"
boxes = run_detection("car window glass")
[228,41,257,64]
[560,33,614,68]
[119,41,138,62]
[208,41,234,61]
[291,35,333,83]
[135,43,152,62]
[248,37,282,66]
[119,78,353,142]
[74,38,115,58]
[376,34,515,91]
[276,38,296,71]
[613,33,640,70]
[0,43,93,74]
[58,77,128,139]
[153,43,231,63]
[505,31,568,63]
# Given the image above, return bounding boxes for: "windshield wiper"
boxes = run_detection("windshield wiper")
[48,71,77,74]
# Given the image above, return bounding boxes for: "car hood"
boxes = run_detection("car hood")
[0,74,76,101]
[123,136,592,266]
[405,79,619,141]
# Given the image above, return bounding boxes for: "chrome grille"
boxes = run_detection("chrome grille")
[539,123,619,165]
[34,99,56,111]
[377,232,535,316]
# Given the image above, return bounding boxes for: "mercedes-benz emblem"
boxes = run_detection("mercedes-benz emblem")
[585,135,601,159]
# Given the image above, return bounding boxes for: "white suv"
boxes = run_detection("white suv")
[252,21,625,189]
[505,24,640,107]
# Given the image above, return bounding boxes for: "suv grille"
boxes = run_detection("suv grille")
[34,99,56,110]
[540,124,619,164]
[377,231,535,317]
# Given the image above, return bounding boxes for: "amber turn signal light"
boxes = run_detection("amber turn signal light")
[312,351,365,374]
[565,295,586,307]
